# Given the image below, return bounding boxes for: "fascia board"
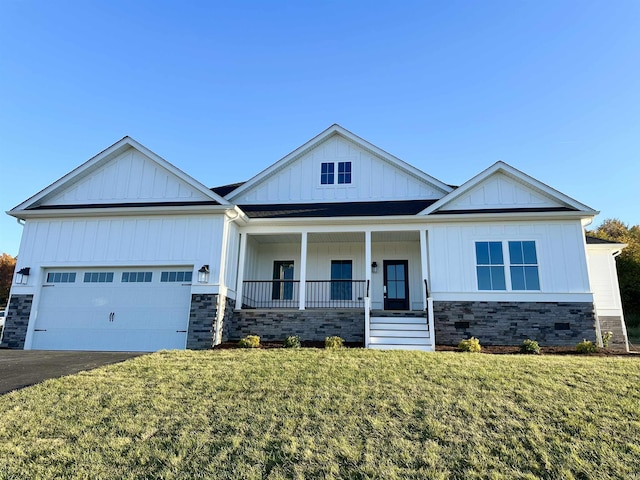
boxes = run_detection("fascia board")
[586,243,628,251]
[227,124,453,201]
[8,204,233,219]
[420,161,598,215]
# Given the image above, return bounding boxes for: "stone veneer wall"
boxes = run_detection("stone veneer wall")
[187,294,217,349]
[0,294,33,349]
[228,310,365,342]
[598,315,629,351]
[433,301,597,346]
[219,296,235,343]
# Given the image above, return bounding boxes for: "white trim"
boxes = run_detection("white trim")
[9,204,231,219]
[299,232,308,310]
[432,292,594,302]
[420,161,598,216]
[235,233,248,310]
[420,229,428,311]
[227,124,453,201]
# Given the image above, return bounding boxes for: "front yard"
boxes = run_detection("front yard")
[0,349,639,479]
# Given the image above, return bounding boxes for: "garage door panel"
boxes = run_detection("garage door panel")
[32,267,192,352]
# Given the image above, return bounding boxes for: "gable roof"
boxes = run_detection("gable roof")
[9,136,230,217]
[420,161,598,217]
[226,124,454,202]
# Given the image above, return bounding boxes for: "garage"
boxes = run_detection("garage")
[30,267,193,351]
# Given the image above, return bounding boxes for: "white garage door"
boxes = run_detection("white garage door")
[31,267,193,351]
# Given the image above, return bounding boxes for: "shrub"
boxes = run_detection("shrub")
[458,337,481,353]
[283,335,301,348]
[602,331,613,349]
[325,336,344,349]
[520,339,541,355]
[576,339,597,354]
[238,335,260,348]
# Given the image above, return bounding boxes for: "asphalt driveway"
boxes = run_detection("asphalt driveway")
[0,350,145,394]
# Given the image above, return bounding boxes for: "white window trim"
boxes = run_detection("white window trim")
[474,240,541,292]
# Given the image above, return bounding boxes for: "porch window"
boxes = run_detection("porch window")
[331,260,352,300]
[320,162,334,184]
[508,241,540,290]
[272,261,295,300]
[475,242,506,290]
[338,161,352,184]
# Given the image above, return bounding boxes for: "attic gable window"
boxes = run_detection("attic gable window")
[321,163,334,184]
[338,162,352,184]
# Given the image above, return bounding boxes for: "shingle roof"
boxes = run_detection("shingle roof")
[585,236,624,245]
[211,182,246,197]
[239,200,438,218]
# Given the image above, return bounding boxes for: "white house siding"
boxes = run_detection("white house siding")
[232,135,445,204]
[370,242,422,310]
[223,222,241,293]
[43,148,212,206]
[429,219,592,301]
[586,247,624,315]
[439,172,563,211]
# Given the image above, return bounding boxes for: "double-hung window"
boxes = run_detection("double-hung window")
[337,162,352,184]
[331,260,352,300]
[475,242,506,290]
[508,241,540,290]
[475,241,540,291]
[320,162,334,184]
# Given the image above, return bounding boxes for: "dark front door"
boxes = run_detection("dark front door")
[383,260,409,310]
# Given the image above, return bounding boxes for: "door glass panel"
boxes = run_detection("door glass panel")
[272,261,294,300]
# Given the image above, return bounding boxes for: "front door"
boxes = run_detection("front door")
[383,260,409,310]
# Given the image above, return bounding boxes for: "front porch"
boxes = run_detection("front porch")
[233,229,435,350]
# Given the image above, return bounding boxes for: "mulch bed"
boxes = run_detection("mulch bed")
[215,341,636,356]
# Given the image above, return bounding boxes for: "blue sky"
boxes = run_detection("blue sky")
[1,1,638,256]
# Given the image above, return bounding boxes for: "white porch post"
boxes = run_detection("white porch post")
[364,230,372,348]
[235,233,247,310]
[419,229,429,310]
[299,231,308,310]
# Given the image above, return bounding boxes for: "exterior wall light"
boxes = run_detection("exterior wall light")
[198,265,210,283]
[371,262,378,274]
[16,267,31,285]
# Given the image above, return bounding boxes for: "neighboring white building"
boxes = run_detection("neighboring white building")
[1,125,628,351]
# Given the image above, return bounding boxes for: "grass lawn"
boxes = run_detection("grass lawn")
[1,350,639,479]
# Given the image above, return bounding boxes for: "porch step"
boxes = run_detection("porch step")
[368,315,432,351]
[369,344,435,352]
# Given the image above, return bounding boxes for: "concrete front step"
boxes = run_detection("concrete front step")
[370,317,426,324]
[370,329,430,338]
[369,322,427,331]
[369,344,434,352]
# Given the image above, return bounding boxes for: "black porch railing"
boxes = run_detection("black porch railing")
[241,280,366,309]
[242,280,300,309]
[305,280,366,309]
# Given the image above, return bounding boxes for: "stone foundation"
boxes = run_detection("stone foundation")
[0,294,33,349]
[187,294,217,349]
[228,309,365,342]
[433,301,597,346]
[598,315,629,351]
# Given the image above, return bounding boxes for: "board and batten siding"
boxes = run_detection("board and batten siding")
[586,247,624,316]
[13,214,226,289]
[232,135,445,204]
[428,220,592,300]
[43,148,212,206]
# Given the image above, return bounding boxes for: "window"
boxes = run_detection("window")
[122,271,152,283]
[83,272,114,283]
[508,241,540,290]
[331,260,352,300]
[272,261,294,300]
[160,271,193,283]
[475,242,506,290]
[320,162,334,184]
[46,272,76,283]
[338,162,352,184]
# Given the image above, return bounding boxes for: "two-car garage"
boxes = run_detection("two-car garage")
[29,267,193,352]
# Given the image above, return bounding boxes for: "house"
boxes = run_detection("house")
[1,125,629,352]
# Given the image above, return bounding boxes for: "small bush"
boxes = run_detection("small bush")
[576,339,597,354]
[325,336,344,349]
[602,331,613,349]
[283,335,301,348]
[458,337,481,353]
[520,339,541,355]
[238,335,260,348]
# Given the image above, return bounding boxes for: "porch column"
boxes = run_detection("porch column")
[419,229,429,310]
[299,231,308,310]
[235,233,247,310]
[365,230,372,295]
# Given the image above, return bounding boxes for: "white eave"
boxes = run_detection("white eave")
[8,204,233,219]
